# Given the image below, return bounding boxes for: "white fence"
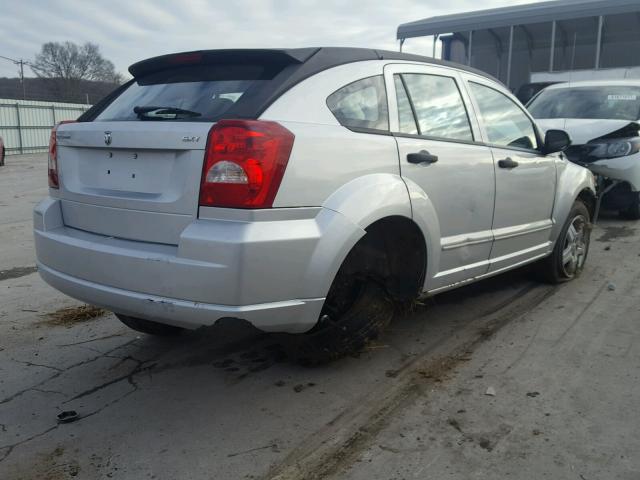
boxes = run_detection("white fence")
[0,99,91,155]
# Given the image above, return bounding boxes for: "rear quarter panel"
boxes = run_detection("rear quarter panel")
[260,60,400,207]
[269,123,399,207]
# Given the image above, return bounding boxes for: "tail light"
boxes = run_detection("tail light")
[199,120,294,208]
[48,120,75,188]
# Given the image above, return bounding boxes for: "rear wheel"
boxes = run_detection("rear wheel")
[283,217,426,365]
[0,147,5,166]
[285,253,395,366]
[116,313,184,336]
[620,193,640,220]
[536,200,591,283]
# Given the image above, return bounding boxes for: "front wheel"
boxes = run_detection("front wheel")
[536,200,591,283]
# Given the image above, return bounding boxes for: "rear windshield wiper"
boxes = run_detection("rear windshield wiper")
[133,105,202,119]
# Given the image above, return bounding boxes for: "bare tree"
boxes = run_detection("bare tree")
[31,41,123,102]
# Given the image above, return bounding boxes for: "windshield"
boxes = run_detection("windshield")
[95,64,270,122]
[528,85,640,121]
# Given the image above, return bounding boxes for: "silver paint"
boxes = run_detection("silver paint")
[34,60,595,333]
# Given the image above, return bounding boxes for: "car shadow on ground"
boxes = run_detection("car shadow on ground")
[97,265,539,384]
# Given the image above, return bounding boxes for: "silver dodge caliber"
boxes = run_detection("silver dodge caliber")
[34,48,595,363]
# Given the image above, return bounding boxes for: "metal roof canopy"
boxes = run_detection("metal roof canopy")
[397,0,640,39]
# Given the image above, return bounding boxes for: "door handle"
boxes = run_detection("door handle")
[498,157,519,169]
[407,150,439,164]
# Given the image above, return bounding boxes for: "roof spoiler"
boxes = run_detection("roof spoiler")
[128,48,320,78]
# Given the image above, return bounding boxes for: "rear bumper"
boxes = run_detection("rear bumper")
[34,197,364,333]
[37,262,324,332]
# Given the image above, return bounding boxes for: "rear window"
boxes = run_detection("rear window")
[326,76,389,131]
[528,85,640,121]
[95,64,277,122]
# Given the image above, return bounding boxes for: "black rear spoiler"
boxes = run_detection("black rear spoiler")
[81,47,498,123]
[128,48,320,78]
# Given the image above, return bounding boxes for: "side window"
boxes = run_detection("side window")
[469,82,539,150]
[399,73,474,142]
[326,75,389,131]
[394,75,418,135]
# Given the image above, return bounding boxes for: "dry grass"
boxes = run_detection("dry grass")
[40,304,106,327]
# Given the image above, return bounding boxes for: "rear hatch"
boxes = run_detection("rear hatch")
[54,51,316,245]
[56,121,211,244]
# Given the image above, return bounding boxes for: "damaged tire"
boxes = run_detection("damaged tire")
[283,217,424,365]
[536,200,591,283]
[286,281,394,365]
[116,313,184,336]
[284,252,395,365]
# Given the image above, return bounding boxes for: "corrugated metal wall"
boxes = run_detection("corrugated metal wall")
[0,99,91,155]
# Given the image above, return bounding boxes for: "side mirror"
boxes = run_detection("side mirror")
[543,129,571,154]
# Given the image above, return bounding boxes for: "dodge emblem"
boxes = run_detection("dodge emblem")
[104,131,112,146]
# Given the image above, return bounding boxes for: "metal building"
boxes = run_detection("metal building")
[397,0,640,92]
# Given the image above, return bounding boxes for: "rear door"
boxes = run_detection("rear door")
[463,75,556,272]
[54,62,279,245]
[385,64,496,291]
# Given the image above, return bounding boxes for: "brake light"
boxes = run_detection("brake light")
[199,120,294,208]
[48,120,75,188]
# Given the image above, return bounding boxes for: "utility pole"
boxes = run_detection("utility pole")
[18,60,25,100]
[0,54,30,100]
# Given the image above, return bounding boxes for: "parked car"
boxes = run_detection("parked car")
[515,81,559,104]
[528,80,640,219]
[34,48,595,363]
[0,135,5,166]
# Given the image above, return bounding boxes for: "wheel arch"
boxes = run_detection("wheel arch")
[348,215,428,302]
[303,174,439,302]
[577,187,597,219]
[551,161,597,241]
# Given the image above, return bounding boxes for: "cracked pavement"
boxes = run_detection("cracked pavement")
[1,154,639,479]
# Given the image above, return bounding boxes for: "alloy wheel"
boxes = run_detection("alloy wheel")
[561,214,588,277]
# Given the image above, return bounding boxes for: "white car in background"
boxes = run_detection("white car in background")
[528,80,640,219]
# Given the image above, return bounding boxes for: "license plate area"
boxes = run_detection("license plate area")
[76,149,175,194]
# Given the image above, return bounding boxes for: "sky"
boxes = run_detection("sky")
[0,0,541,79]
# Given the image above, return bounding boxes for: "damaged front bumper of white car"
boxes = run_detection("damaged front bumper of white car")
[558,122,640,217]
[561,123,640,188]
